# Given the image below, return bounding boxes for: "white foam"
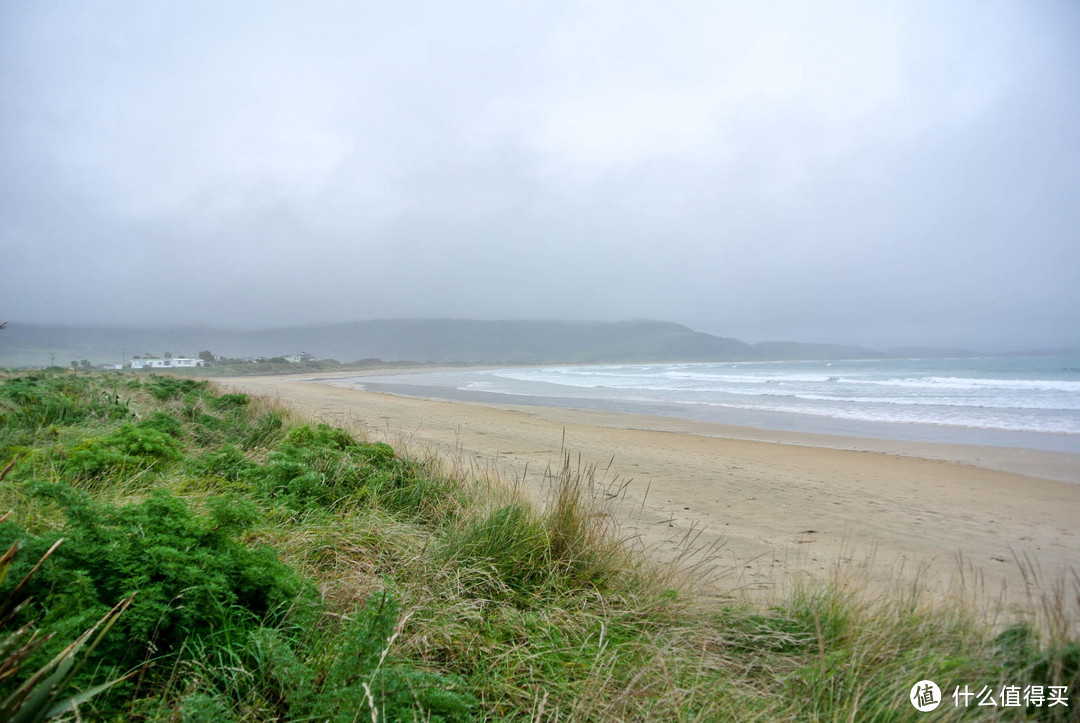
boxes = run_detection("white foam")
[466,359,1080,437]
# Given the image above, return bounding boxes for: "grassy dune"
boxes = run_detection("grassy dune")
[0,370,1076,721]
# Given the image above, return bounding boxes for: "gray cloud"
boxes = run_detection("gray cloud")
[2,0,1078,350]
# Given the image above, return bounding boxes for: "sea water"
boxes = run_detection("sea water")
[345,356,1080,453]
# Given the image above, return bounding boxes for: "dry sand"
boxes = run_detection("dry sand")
[216,371,1080,609]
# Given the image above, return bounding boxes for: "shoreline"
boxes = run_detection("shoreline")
[341,366,1080,456]
[214,371,1080,607]
[311,368,1080,483]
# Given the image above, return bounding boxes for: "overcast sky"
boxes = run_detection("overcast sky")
[2,1,1077,350]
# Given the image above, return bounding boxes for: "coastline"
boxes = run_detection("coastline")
[290,367,1080,482]
[338,364,1080,457]
[215,370,1080,606]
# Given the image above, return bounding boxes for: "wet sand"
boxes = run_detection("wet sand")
[215,371,1080,607]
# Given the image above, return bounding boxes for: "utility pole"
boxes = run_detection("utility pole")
[122,348,127,369]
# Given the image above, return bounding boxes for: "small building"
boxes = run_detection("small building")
[130,357,204,370]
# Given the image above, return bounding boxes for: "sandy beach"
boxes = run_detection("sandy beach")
[216,371,1080,608]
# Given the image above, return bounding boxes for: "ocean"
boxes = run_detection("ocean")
[343,356,1080,454]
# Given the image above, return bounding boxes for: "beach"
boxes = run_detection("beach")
[216,371,1080,607]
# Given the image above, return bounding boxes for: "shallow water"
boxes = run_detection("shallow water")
[341,356,1080,454]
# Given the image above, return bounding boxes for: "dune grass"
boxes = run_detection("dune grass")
[0,369,1076,721]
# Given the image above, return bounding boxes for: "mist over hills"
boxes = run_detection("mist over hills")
[0,318,1007,368]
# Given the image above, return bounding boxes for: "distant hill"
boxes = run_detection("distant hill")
[0,318,1030,368]
[1,319,754,366]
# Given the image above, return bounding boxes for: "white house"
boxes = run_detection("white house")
[130,357,204,369]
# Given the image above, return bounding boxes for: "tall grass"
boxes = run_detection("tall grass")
[0,369,1076,720]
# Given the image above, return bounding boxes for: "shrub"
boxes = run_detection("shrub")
[146,376,207,402]
[137,411,186,439]
[62,440,141,479]
[0,524,137,723]
[62,423,182,479]
[187,444,258,483]
[0,372,133,431]
[210,393,249,411]
[253,425,415,512]
[107,423,183,459]
[0,485,311,683]
[0,374,89,428]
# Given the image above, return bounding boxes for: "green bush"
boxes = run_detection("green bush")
[62,423,182,479]
[282,423,361,452]
[108,423,183,459]
[146,376,207,402]
[62,440,142,479]
[188,444,259,483]
[0,374,89,428]
[0,526,137,723]
[137,410,186,439]
[254,424,413,512]
[210,393,249,411]
[0,372,133,430]
[0,484,311,683]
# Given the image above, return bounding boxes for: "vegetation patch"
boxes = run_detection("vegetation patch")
[0,369,1075,721]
